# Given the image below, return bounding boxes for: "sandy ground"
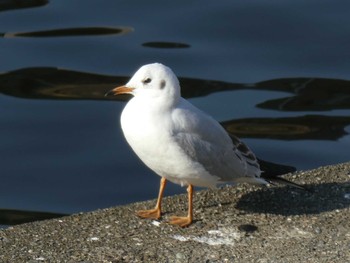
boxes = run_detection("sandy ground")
[1,162,349,263]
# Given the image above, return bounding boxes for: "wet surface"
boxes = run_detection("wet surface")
[142,41,191,49]
[1,68,348,141]
[1,26,133,38]
[0,0,349,224]
[0,0,48,12]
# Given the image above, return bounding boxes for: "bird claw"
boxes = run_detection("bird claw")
[136,208,161,219]
[169,216,192,227]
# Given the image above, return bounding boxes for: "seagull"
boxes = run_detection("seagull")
[106,63,299,227]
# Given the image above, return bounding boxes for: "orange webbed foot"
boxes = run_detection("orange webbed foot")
[169,215,192,227]
[136,208,161,220]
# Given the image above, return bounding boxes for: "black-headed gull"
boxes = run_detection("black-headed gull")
[106,63,299,227]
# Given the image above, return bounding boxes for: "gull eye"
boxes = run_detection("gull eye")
[142,78,152,84]
[160,80,166,89]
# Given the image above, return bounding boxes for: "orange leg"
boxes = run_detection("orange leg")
[169,184,193,227]
[136,177,166,220]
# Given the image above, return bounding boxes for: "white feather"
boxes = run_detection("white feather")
[119,63,265,188]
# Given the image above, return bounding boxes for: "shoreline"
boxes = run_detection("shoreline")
[1,162,349,262]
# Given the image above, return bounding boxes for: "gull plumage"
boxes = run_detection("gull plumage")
[107,63,267,227]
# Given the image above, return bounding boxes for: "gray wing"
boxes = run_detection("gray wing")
[171,99,262,183]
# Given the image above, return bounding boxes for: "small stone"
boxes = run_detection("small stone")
[151,220,161,227]
[176,252,186,260]
[0,236,9,243]
[87,237,99,241]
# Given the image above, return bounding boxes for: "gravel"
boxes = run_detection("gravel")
[1,162,349,263]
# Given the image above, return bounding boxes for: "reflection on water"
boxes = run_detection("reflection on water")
[0,0,47,12]
[142,41,191,49]
[255,78,350,111]
[223,115,350,141]
[1,67,349,142]
[2,26,133,38]
[0,67,127,100]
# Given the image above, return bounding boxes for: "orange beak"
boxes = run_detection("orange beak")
[105,86,135,96]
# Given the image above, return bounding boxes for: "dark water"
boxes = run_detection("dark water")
[1,0,350,224]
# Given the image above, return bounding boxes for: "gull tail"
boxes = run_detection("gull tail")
[257,158,308,191]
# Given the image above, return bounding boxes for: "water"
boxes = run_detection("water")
[0,0,349,224]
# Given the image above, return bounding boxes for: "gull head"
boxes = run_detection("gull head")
[106,63,181,106]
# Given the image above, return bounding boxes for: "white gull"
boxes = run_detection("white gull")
[106,63,268,227]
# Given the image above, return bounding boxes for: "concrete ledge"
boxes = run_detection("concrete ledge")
[1,162,350,262]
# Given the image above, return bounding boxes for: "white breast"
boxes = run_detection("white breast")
[120,97,220,188]
[120,94,264,188]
